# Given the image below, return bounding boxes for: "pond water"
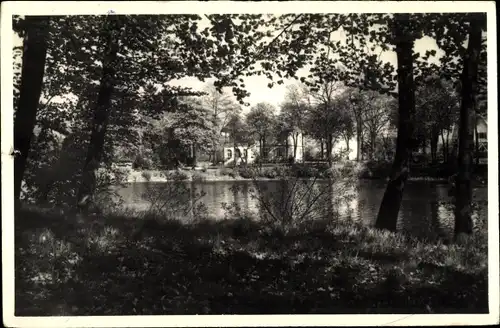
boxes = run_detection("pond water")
[116,179,488,240]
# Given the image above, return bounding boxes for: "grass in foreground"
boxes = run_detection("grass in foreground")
[15,205,488,315]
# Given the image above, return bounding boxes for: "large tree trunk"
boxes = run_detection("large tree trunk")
[375,14,415,231]
[454,13,484,238]
[77,16,121,206]
[14,16,50,203]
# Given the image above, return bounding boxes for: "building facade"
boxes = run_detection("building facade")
[222,132,304,166]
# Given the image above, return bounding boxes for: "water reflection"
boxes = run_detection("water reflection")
[116,180,487,240]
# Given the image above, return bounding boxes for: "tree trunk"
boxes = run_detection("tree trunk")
[293,132,298,159]
[356,128,362,161]
[192,144,197,167]
[285,135,289,159]
[440,131,447,163]
[454,13,484,238]
[258,138,261,158]
[430,130,439,163]
[445,129,451,163]
[326,134,333,166]
[474,120,480,166]
[370,132,376,160]
[301,133,305,162]
[13,16,50,203]
[77,16,121,206]
[375,14,415,231]
[234,139,237,167]
[212,114,218,164]
[360,134,365,160]
[320,140,324,160]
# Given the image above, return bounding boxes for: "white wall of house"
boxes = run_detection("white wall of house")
[285,132,304,162]
[223,146,257,166]
[437,115,487,147]
[333,138,358,161]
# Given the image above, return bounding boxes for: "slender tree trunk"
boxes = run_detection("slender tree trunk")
[375,14,415,231]
[440,131,447,163]
[370,132,376,160]
[285,135,289,160]
[356,128,362,161]
[474,121,480,165]
[192,144,197,167]
[445,129,451,163]
[212,114,218,164]
[293,133,298,159]
[430,131,438,163]
[77,16,121,206]
[234,139,237,167]
[360,134,365,160]
[301,133,305,163]
[14,16,50,203]
[320,140,324,160]
[454,13,484,239]
[326,134,333,166]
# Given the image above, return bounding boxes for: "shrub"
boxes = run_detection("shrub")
[359,160,392,179]
[238,167,254,179]
[133,154,153,170]
[219,167,237,178]
[290,164,319,178]
[142,175,206,221]
[141,171,152,182]
[165,170,189,181]
[192,173,205,182]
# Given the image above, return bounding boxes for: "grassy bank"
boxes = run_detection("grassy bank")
[15,205,487,315]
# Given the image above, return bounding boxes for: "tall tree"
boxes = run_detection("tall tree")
[76,15,122,205]
[13,16,50,202]
[454,13,486,239]
[304,81,353,165]
[414,77,459,163]
[201,85,240,164]
[375,14,417,231]
[173,96,215,166]
[356,90,394,160]
[279,85,309,160]
[246,103,277,160]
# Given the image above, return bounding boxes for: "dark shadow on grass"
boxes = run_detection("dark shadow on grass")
[15,206,488,315]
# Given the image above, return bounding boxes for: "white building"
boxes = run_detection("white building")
[222,132,304,166]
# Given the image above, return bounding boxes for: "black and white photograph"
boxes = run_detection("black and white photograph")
[1,1,498,326]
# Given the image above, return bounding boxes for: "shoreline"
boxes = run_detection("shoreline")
[124,169,451,184]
